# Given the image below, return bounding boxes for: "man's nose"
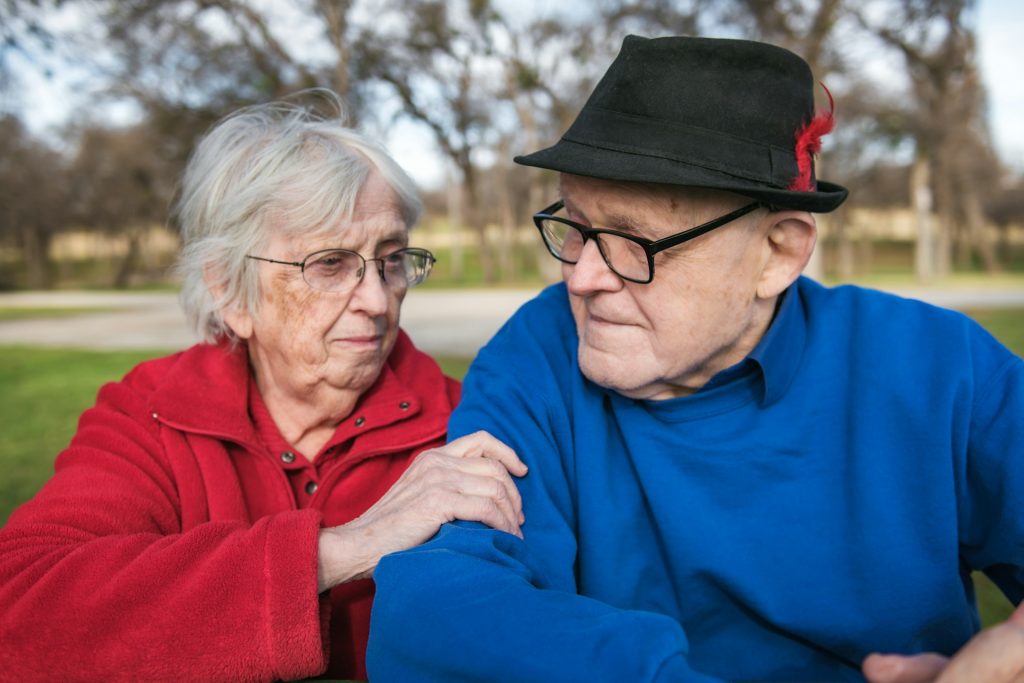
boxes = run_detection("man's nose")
[565,238,623,296]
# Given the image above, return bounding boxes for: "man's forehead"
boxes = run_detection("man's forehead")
[560,175,747,222]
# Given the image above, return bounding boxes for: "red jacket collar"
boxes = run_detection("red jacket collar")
[147,329,455,454]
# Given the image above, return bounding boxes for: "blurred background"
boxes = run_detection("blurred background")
[1,0,1023,291]
[1,0,1022,625]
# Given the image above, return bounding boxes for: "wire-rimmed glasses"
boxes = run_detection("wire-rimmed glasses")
[246,247,436,293]
[532,200,763,283]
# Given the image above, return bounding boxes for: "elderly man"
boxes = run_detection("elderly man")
[367,36,1024,682]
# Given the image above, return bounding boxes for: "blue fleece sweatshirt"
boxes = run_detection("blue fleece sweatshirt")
[368,277,1024,682]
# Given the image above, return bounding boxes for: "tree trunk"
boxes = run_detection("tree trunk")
[318,0,352,100]
[997,224,1011,259]
[932,148,955,279]
[857,229,874,275]
[953,218,972,270]
[462,167,495,282]
[834,209,855,281]
[936,211,953,279]
[963,187,1000,273]
[804,213,825,281]
[446,164,464,280]
[497,158,518,281]
[912,154,937,283]
[516,93,551,282]
[20,225,52,290]
[804,155,828,281]
[536,174,562,282]
[113,228,142,289]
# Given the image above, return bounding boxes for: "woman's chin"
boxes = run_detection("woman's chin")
[322,357,384,388]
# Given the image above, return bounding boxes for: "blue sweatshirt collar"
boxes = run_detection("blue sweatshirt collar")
[639,278,807,413]
[744,279,807,406]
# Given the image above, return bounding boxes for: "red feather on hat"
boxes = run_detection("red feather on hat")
[788,83,835,192]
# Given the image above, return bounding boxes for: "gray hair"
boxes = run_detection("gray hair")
[173,91,423,343]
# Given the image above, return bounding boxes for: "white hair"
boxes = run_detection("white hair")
[173,91,422,343]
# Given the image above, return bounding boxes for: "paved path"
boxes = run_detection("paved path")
[1,285,1023,355]
[0,289,544,355]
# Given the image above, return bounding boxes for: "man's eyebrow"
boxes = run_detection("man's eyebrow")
[602,211,658,239]
[561,196,658,238]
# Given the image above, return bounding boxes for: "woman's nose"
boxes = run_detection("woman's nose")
[349,260,391,315]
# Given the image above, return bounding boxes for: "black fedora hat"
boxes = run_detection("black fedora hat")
[515,35,848,213]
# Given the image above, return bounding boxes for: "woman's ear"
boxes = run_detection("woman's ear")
[756,211,817,300]
[203,264,254,340]
[222,306,254,340]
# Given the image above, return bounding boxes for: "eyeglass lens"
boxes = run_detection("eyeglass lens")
[302,248,434,292]
[539,220,650,281]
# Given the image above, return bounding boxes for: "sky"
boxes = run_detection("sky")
[7,0,1024,189]
[977,0,1024,170]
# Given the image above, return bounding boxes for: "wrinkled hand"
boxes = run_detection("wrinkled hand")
[317,430,528,590]
[863,602,1024,683]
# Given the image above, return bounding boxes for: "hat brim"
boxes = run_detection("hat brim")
[515,139,848,213]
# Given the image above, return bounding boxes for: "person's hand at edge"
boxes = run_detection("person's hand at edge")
[863,601,1024,683]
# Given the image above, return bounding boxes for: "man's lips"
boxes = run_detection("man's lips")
[587,312,628,326]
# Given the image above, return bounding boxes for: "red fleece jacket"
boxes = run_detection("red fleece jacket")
[0,330,458,682]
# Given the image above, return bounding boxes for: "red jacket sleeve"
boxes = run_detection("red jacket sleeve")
[0,379,329,682]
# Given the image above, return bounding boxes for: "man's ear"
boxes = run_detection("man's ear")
[203,264,254,340]
[756,211,817,300]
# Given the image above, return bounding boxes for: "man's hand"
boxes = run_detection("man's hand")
[316,430,528,591]
[863,602,1024,683]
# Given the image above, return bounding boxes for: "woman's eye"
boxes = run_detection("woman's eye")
[307,253,352,274]
[383,254,406,269]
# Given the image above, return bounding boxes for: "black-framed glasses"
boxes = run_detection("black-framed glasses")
[246,247,436,293]
[532,200,763,284]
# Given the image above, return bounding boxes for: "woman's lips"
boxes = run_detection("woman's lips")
[334,334,381,347]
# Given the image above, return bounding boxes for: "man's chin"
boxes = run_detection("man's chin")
[578,352,646,396]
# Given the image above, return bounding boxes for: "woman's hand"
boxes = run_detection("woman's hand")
[316,430,528,591]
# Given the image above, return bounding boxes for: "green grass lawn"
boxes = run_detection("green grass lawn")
[0,306,117,321]
[0,308,1020,626]
[0,347,471,525]
[0,347,171,525]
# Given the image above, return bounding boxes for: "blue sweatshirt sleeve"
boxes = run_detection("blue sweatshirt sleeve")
[955,319,1024,604]
[367,286,719,682]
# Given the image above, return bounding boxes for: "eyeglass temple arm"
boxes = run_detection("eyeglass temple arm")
[535,200,565,218]
[246,255,304,267]
[647,202,763,251]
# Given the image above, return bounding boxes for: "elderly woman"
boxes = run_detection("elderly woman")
[0,96,525,681]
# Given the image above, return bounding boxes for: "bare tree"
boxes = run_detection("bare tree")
[858,0,999,279]
[0,114,70,288]
[722,0,846,74]
[482,1,713,281]
[492,10,618,281]
[0,0,57,97]
[721,0,849,279]
[65,122,175,287]
[7,0,1016,291]
[88,0,355,99]
[354,0,511,281]
[806,70,913,278]
[58,0,372,182]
